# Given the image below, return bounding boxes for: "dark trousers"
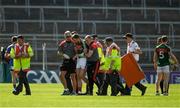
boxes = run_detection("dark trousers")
[96,73,106,95]
[16,70,31,95]
[103,73,119,96]
[86,61,99,95]
[125,81,146,95]
[117,76,125,95]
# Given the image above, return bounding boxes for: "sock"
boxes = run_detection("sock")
[78,87,82,92]
[64,89,69,91]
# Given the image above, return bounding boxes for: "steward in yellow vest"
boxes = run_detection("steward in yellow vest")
[102,37,125,96]
[10,35,33,95]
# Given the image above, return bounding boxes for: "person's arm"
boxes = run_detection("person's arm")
[110,43,120,51]
[10,48,16,58]
[57,42,70,59]
[21,44,33,58]
[85,49,93,58]
[132,43,143,55]
[27,45,34,57]
[109,59,115,70]
[153,50,158,70]
[57,44,63,56]
[4,47,11,60]
[169,52,179,65]
[133,48,143,55]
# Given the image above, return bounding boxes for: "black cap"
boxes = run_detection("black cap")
[92,34,98,38]
[17,35,24,39]
[72,34,79,39]
[104,37,113,42]
[123,33,133,39]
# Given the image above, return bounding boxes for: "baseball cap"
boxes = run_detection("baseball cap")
[17,35,24,39]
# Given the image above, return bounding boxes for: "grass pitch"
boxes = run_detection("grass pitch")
[0,84,180,107]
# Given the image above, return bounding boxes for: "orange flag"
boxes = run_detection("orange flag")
[120,53,145,88]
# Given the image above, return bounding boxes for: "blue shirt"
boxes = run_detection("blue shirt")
[6,44,14,67]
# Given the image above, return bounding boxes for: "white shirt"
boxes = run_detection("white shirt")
[127,40,140,62]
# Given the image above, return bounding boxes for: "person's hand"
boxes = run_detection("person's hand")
[57,51,61,56]
[72,55,77,60]
[100,62,105,66]
[15,53,22,58]
[63,54,70,59]
[174,64,179,68]
[21,52,29,58]
[84,49,88,53]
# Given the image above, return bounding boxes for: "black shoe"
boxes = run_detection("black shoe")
[78,92,87,95]
[124,91,131,96]
[61,90,71,95]
[87,92,93,96]
[12,91,19,95]
[71,91,77,96]
[96,91,105,96]
[25,92,31,95]
[141,87,147,96]
[23,93,31,96]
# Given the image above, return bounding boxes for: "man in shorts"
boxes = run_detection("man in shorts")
[72,34,89,94]
[58,31,77,95]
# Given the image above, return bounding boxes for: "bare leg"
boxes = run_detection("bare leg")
[70,73,77,93]
[156,72,163,95]
[76,68,82,93]
[60,71,68,89]
[80,69,88,84]
[163,72,170,95]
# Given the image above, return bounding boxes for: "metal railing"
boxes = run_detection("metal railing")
[0,5,180,68]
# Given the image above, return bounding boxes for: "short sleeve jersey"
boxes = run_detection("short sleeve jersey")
[155,44,171,67]
[58,40,76,58]
[127,40,140,61]
[75,39,86,58]
[87,41,99,62]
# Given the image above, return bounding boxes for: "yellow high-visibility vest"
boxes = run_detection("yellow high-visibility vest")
[10,43,33,73]
[105,46,122,72]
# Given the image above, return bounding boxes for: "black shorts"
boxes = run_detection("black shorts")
[60,59,76,74]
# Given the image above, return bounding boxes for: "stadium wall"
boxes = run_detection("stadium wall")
[25,70,180,84]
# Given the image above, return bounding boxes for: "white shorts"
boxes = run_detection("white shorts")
[157,65,170,73]
[76,58,86,69]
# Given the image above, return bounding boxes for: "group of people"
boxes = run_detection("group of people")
[4,35,34,95]
[3,31,179,96]
[57,31,147,96]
